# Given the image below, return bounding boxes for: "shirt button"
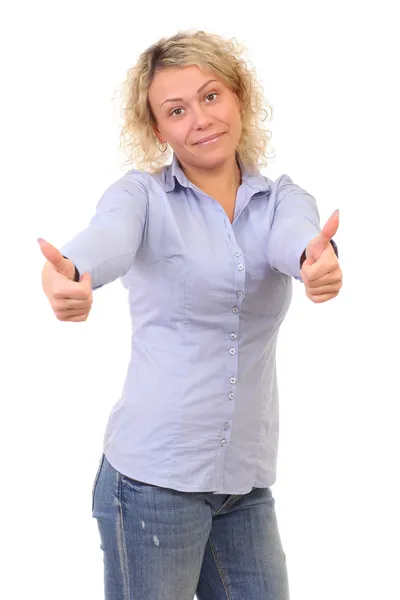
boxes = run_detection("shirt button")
[236,291,243,298]
[232,306,239,313]
[229,348,236,355]
[235,251,242,257]
[221,439,227,446]
[230,333,237,340]
[230,377,236,384]
[237,264,244,271]
[224,422,230,430]
[228,392,235,400]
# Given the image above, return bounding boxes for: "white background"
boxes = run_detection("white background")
[1,1,399,598]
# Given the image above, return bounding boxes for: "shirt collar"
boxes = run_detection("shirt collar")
[164,152,270,195]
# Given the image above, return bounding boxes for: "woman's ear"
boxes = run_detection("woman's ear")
[153,126,165,144]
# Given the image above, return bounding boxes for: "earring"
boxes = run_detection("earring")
[157,139,168,153]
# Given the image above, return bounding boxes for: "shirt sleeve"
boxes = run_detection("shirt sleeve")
[267,174,323,283]
[59,175,148,290]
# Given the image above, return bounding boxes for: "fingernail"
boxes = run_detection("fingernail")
[37,238,44,244]
[334,209,339,217]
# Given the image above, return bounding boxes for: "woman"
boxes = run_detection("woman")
[39,29,342,600]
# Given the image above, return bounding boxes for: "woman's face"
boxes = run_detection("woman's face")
[148,65,242,169]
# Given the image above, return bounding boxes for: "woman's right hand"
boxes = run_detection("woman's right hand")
[39,238,93,322]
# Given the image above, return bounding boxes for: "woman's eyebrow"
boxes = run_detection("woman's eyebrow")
[160,79,218,107]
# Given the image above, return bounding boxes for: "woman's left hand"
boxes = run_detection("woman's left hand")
[300,210,343,303]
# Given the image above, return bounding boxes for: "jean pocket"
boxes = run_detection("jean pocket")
[91,453,105,513]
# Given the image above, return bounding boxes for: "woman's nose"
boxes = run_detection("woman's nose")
[192,105,213,128]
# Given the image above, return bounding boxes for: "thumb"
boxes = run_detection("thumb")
[306,209,340,262]
[37,237,72,277]
[79,271,92,290]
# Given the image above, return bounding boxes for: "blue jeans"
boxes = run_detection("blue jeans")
[92,453,290,599]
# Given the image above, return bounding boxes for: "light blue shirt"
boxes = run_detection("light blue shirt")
[60,152,334,494]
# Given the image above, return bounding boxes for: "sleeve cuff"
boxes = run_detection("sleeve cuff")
[62,255,80,282]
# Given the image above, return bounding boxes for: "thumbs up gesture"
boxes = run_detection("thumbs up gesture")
[300,210,343,303]
[39,238,93,322]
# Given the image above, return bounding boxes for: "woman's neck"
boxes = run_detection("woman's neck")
[179,154,242,200]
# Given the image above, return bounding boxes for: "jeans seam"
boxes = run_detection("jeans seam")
[208,537,231,600]
[117,472,131,600]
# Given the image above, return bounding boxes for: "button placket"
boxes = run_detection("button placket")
[229,244,244,374]
[221,224,245,447]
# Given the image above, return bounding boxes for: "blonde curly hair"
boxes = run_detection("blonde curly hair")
[115,29,275,174]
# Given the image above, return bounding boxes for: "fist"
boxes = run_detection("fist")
[300,210,342,304]
[39,238,93,322]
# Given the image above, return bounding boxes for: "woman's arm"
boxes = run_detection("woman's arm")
[59,176,148,290]
[267,174,337,283]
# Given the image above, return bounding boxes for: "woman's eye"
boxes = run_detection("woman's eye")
[170,93,217,116]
